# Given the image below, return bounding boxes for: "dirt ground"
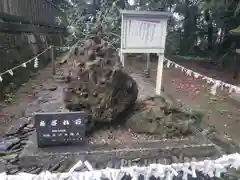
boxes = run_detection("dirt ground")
[125,58,240,144]
[1,55,240,146]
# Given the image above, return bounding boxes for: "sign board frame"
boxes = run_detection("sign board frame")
[120,10,171,95]
[34,111,87,148]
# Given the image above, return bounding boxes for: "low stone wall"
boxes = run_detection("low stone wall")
[0,32,64,98]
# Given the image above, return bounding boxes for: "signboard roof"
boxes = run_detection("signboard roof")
[120,10,172,19]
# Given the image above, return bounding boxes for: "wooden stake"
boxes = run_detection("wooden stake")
[51,46,56,75]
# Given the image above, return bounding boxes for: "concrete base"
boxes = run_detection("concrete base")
[19,130,219,170]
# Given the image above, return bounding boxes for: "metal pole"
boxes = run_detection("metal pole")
[51,46,56,75]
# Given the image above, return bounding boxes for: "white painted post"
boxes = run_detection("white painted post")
[120,53,125,67]
[156,53,164,95]
[120,13,125,67]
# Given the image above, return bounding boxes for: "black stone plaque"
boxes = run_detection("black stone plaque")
[35,111,86,148]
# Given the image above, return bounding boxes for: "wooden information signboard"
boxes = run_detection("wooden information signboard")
[35,112,86,148]
[120,10,171,95]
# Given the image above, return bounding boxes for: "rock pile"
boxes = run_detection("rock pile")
[64,30,138,132]
[126,96,199,138]
[0,119,34,174]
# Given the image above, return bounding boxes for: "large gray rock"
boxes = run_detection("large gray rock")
[64,57,138,132]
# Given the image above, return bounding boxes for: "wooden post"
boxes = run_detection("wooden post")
[59,34,63,46]
[146,54,150,70]
[156,53,164,95]
[145,53,150,76]
[120,52,125,67]
[51,46,56,75]
[120,13,125,67]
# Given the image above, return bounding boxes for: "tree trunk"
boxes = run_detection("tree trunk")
[139,0,144,6]
[218,27,224,52]
[119,0,125,9]
[205,10,213,50]
[207,20,213,50]
[181,0,190,54]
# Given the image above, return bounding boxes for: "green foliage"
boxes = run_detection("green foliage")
[58,0,240,67]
